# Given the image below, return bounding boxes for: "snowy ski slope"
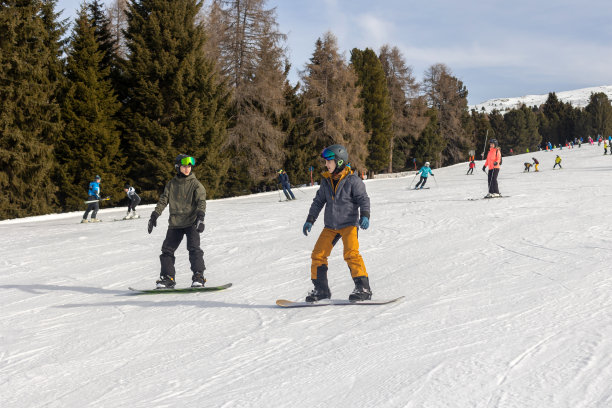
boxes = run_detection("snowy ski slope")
[1,144,611,407]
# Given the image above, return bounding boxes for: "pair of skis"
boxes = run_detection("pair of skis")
[128,283,403,308]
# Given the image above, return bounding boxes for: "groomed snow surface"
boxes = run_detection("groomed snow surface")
[2,144,611,408]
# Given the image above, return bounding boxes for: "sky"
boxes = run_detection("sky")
[55,0,612,105]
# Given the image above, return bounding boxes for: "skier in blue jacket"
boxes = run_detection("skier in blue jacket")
[82,175,102,223]
[414,162,434,189]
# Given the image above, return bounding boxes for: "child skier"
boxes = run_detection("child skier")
[467,160,475,175]
[554,155,562,169]
[532,157,539,172]
[147,154,207,288]
[123,184,141,219]
[302,144,371,302]
[277,169,295,200]
[482,139,502,197]
[523,162,532,172]
[82,175,102,223]
[415,162,434,188]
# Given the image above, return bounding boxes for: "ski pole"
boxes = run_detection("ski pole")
[432,174,438,188]
[84,196,110,204]
[408,172,418,189]
[277,184,282,202]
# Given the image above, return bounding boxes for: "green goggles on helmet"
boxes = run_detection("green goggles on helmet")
[180,156,196,166]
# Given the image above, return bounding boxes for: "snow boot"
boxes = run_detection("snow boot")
[132,211,139,219]
[349,276,372,301]
[156,275,176,289]
[191,272,206,288]
[90,218,101,223]
[123,212,131,220]
[305,269,331,302]
[81,219,89,223]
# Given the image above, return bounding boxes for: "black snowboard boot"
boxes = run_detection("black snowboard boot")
[305,267,331,302]
[191,271,206,288]
[349,276,372,301]
[156,275,176,289]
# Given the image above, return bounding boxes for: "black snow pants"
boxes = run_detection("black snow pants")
[415,176,428,188]
[487,168,500,194]
[160,226,205,278]
[83,195,99,220]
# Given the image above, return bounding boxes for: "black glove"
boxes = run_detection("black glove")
[195,211,205,233]
[482,165,486,173]
[148,212,158,234]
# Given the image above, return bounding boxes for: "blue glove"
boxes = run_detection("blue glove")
[359,216,369,230]
[303,222,313,236]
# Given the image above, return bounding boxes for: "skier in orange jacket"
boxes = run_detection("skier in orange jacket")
[482,139,502,198]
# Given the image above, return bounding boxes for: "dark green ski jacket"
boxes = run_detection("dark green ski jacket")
[153,173,206,229]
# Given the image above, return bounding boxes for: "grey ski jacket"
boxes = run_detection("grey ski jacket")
[307,168,370,230]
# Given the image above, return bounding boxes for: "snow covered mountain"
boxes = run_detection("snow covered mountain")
[2,145,611,407]
[471,85,612,114]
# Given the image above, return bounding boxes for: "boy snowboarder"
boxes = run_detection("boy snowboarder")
[467,160,475,175]
[123,184,141,219]
[147,154,207,288]
[553,155,562,169]
[277,169,295,200]
[302,144,371,302]
[532,157,539,172]
[82,175,102,223]
[482,139,502,197]
[523,162,532,172]
[415,162,434,188]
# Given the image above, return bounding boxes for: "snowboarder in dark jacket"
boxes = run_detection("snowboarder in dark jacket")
[302,144,371,302]
[147,154,207,289]
[277,169,295,200]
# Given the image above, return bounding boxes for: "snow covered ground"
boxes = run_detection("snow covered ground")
[470,85,612,113]
[2,144,611,408]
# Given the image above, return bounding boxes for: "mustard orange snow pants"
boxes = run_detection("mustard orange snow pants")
[311,226,367,280]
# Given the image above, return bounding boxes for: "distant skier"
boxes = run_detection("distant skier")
[414,162,434,189]
[123,184,141,219]
[467,160,475,175]
[82,175,102,223]
[523,162,532,172]
[532,157,539,172]
[277,169,295,201]
[302,144,371,302]
[482,139,502,198]
[147,154,207,289]
[604,142,608,155]
[553,155,562,169]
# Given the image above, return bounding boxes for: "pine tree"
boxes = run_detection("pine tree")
[378,45,426,172]
[350,47,393,173]
[300,32,368,171]
[423,63,468,165]
[0,0,64,219]
[123,0,230,199]
[413,108,444,167]
[585,92,612,139]
[282,82,316,185]
[56,4,123,210]
[206,0,289,191]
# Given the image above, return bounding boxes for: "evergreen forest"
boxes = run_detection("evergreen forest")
[1,0,611,219]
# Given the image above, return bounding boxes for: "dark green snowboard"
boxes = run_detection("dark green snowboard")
[128,283,232,295]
